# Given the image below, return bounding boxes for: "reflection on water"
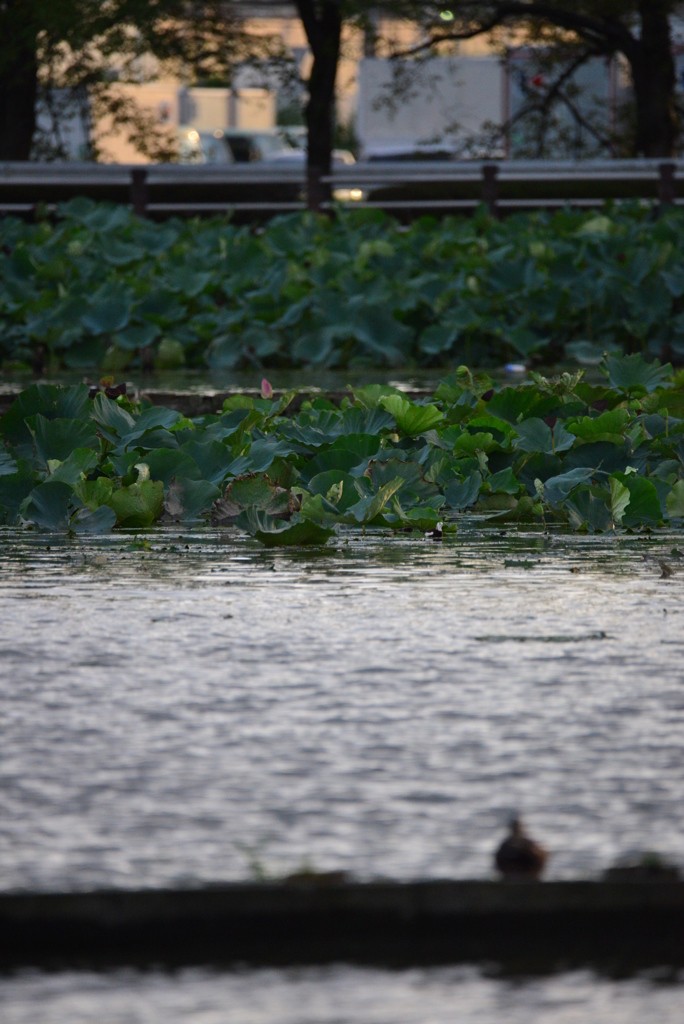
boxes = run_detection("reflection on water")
[1,522,683,891]
[1,967,683,1024]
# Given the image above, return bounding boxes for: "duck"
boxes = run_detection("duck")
[494,817,548,879]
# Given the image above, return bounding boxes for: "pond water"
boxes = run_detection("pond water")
[2,523,684,1015]
[1,523,683,890]
[1,966,683,1024]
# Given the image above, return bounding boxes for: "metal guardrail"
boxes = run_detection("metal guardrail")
[0,159,681,219]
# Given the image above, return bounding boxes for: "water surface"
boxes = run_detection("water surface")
[1,966,683,1024]
[1,524,682,890]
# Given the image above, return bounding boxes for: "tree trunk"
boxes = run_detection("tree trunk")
[299,1,341,212]
[630,2,677,157]
[0,30,37,160]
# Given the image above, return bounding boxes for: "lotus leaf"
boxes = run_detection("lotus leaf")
[605,353,672,394]
[666,480,684,518]
[513,418,575,455]
[380,395,443,436]
[34,416,98,464]
[487,467,521,495]
[47,448,99,486]
[143,448,201,487]
[613,473,662,527]
[609,477,631,524]
[107,479,164,528]
[70,505,117,533]
[24,480,73,530]
[543,467,596,507]
[443,471,482,510]
[165,477,220,520]
[236,508,333,547]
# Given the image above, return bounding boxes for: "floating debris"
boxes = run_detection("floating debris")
[475,632,608,644]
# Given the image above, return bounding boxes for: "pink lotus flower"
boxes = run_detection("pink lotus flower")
[261,378,273,400]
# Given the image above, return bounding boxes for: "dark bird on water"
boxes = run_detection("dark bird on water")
[495,817,548,878]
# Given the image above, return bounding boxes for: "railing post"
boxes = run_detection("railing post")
[481,163,499,218]
[130,167,148,217]
[658,161,676,210]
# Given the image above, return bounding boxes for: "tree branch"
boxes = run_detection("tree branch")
[401,1,639,61]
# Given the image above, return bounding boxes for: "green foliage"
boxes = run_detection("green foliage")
[3,352,684,541]
[6,203,684,371]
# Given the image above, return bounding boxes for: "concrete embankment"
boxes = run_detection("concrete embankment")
[1,880,683,972]
[0,388,433,418]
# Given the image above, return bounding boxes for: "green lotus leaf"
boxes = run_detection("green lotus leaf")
[24,480,74,530]
[107,479,164,528]
[443,471,482,509]
[143,448,201,487]
[666,480,684,518]
[82,283,132,335]
[0,451,18,477]
[47,448,99,486]
[307,470,360,513]
[564,488,613,533]
[567,408,630,444]
[180,440,238,486]
[487,467,521,495]
[33,415,98,465]
[380,395,443,436]
[0,464,39,524]
[70,504,117,534]
[513,418,575,455]
[236,508,333,547]
[612,472,662,527]
[74,476,114,511]
[543,467,596,507]
[604,353,672,394]
[609,477,630,524]
[0,384,91,446]
[164,477,220,520]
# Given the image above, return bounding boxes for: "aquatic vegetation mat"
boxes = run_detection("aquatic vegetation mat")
[2,200,684,372]
[3,353,684,543]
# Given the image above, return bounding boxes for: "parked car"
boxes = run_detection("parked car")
[179,127,356,168]
[178,128,298,164]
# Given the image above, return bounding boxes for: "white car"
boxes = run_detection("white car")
[179,127,355,168]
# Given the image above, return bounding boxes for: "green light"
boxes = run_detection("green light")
[440,9,454,20]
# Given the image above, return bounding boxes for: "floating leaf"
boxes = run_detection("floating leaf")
[107,479,164,527]
[70,505,117,534]
[236,508,333,547]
